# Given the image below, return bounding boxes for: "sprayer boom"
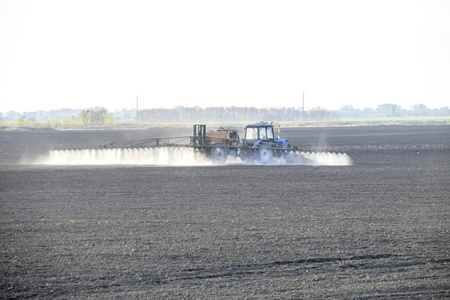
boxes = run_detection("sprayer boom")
[53,123,351,165]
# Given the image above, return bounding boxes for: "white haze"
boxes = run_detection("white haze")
[1,0,449,112]
[34,148,353,166]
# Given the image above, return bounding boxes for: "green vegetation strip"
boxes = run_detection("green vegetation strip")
[1,117,449,130]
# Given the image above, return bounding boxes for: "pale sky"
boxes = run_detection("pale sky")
[0,0,449,113]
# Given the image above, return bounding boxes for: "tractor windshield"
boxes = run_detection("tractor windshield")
[245,125,274,140]
[246,127,258,139]
[259,127,267,139]
[258,126,274,139]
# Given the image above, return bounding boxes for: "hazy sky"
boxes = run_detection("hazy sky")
[1,0,449,113]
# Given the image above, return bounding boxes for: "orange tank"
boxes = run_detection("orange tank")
[206,131,228,145]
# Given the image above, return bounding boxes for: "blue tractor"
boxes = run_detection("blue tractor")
[192,122,297,164]
[239,122,292,164]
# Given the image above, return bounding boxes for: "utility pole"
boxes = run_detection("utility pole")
[301,92,305,121]
[136,95,139,122]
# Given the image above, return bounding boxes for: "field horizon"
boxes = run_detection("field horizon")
[1,116,450,132]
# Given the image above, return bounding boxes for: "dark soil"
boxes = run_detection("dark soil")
[1,125,449,299]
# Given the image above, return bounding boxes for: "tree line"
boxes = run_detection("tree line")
[136,104,449,123]
[137,106,337,122]
[1,108,114,127]
[1,104,449,125]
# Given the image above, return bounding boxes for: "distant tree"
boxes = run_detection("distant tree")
[105,113,114,126]
[93,108,108,124]
[338,105,361,118]
[410,104,428,116]
[360,108,374,118]
[439,107,450,116]
[50,119,62,127]
[308,108,335,121]
[80,109,90,125]
[112,109,136,120]
[5,111,20,120]
[17,115,29,126]
[375,104,399,117]
[79,108,111,126]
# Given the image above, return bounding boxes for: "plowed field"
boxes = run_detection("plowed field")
[1,125,449,299]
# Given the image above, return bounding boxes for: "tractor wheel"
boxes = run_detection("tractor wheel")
[256,148,273,164]
[210,147,227,164]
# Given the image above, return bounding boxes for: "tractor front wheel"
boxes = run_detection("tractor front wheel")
[256,148,273,164]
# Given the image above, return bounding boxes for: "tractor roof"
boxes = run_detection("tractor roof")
[246,121,273,128]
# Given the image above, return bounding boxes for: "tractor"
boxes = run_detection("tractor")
[192,122,295,164]
[53,122,348,166]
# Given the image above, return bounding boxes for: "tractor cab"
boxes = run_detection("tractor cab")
[245,122,274,141]
[244,122,289,149]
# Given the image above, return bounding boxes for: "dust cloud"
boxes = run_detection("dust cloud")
[35,148,213,166]
[34,148,352,166]
[269,151,353,166]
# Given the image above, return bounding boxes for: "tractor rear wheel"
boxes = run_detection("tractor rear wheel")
[209,147,227,164]
[256,148,273,164]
